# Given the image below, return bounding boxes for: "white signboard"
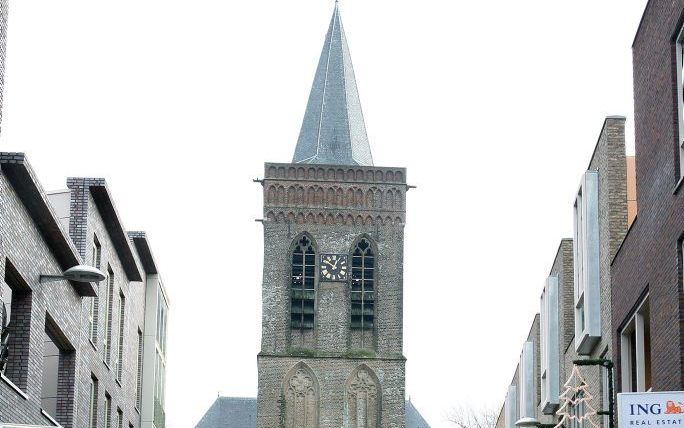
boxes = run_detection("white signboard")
[618,392,684,427]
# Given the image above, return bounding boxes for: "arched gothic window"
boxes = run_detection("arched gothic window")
[291,235,316,329]
[351,238,374,330]
[283,362,319,428]
[345,365,381,428]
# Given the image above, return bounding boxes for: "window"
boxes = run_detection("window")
[41,316,75,425]
[504,385,518,428]
[569,389,587,428]
[103,267,114,365]
[116,290,125,382]
[89,236,101,345]
[573,170,601,354]
[91,235,102,269]
[89,375,99,428]
[136,328,143,409]
[620,295,651,392]
[117,408,123,428]
[2,260,32,390]
[351,237,375,330]
[154,289,169,422]
[104,393,112,428]
[676,24,684,180]
[0,276,12,374]
[517,341,538,426]
[156,291,168,355]
[41,330,60,417]
[290,235,316,329]
[540,275,560,413]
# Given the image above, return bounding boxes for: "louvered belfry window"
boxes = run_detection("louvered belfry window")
[291,236,316,329]
[351,238,374,329]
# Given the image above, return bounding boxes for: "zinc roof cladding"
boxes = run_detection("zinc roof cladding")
[292,3,374,167]
[0,152,96,296]
[194,397,432,427]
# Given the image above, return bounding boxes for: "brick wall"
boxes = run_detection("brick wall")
[258,163,408,427]
[611,0,684,392]
[0,170,155,427]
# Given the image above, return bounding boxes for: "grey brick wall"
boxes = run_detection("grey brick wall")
[0,171,82,427]
[0,170,155,428]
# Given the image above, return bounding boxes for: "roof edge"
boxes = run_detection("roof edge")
[67,177,143,282]
[0,153,96,297]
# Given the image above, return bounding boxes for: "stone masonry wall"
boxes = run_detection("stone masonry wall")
[257,356,405,428]
[258,162,408,428]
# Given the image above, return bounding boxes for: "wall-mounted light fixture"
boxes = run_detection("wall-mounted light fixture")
[39,265,105,284]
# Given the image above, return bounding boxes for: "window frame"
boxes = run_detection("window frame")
[289,234,317,330]
[104,392,112,428]
[89,375,98,428]
[620,294,651,392]
[573,170,601,354]
[89,235,101,347]
[103,267,114,366]
[350,236,376,331]
[116,289,125,383]
[517,341,538,426]
[540,275,560,414]
[675,24,684,183]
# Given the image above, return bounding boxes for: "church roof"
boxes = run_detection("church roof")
[194,397,431,428]
[194,397,257,428]
[292,2,374,166]
[406,399,431,428]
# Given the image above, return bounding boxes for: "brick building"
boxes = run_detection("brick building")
[0,154,168,428]
[611,0,684,396]
[495,117,633,428]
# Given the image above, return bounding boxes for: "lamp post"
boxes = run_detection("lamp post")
[573,358,615,428]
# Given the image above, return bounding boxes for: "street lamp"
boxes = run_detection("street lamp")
[573,358,615,428]
[39,265,106,284]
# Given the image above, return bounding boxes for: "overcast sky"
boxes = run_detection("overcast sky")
[1,1,648,427]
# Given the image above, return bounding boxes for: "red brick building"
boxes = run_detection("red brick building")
[611,0,684,394]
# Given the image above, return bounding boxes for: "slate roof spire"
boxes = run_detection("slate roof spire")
[292,2,374,166]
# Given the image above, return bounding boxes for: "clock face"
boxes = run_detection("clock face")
[320,254,349,281]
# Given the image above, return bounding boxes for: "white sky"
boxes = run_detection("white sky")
[1,1,648,427]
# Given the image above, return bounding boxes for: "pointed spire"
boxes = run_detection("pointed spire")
[292,3,374,166]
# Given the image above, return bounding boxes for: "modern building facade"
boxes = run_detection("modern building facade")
[0,153,168,428]
[495,117,632,428]
[255,4,414,428]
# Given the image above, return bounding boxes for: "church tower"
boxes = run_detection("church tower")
[257,4,407,428]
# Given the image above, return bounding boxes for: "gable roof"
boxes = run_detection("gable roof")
[406,399,431,428]
[195,397,257,428]
[194,397,431,428]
